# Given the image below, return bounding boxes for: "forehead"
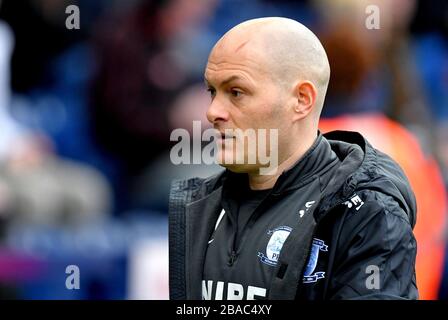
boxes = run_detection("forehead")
[205,38,269,83]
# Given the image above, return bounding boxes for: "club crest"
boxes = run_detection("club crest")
[258,226,292,266]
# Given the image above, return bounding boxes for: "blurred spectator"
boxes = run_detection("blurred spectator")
[0,0,85,92]
[315,1,448,182]
[90,0,218,211]
[314,0,448,299]
[90,0,218,172]
[0,12,111,227]
[315,0,433,146]
[320,115,447,300]
[132,83,222,211]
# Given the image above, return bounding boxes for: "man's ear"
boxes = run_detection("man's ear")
[292,81,317,121]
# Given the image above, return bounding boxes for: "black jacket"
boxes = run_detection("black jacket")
[169,130,418,300]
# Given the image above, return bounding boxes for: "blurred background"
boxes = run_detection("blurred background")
[0,0,447,299]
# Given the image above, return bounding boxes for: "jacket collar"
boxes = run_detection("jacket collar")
[272,130,341,195]
[221,130,341,196]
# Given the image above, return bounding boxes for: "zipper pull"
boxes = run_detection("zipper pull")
[228,251,237,266]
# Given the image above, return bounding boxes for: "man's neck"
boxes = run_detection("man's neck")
[248,132,318,190]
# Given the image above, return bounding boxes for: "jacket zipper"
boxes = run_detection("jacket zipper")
[228,250,237,266]
[227,192,274,267]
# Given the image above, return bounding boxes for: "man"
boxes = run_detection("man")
[169,17,418,300]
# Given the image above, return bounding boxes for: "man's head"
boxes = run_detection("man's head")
[204,17,330,174]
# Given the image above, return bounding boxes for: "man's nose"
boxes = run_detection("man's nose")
[206,98,229,124]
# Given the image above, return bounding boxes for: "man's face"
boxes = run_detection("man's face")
[204,40,290,174]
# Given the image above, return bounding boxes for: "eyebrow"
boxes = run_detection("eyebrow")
[204,75,243,87]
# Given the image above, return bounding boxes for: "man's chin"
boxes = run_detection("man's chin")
[217,162,261,174]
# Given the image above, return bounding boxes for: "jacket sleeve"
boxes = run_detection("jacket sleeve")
[327,191,418,300]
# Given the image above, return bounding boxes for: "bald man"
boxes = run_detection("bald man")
[169,18,418,300]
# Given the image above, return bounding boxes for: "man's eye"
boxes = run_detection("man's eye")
[230,89,242,98]
[207,88,216,97]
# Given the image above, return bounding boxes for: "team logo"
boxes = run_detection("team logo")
[303,238,328,283]
[258,226,292,266]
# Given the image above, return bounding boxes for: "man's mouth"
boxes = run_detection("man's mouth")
[217,131,234,140]
[221,133,234,139]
